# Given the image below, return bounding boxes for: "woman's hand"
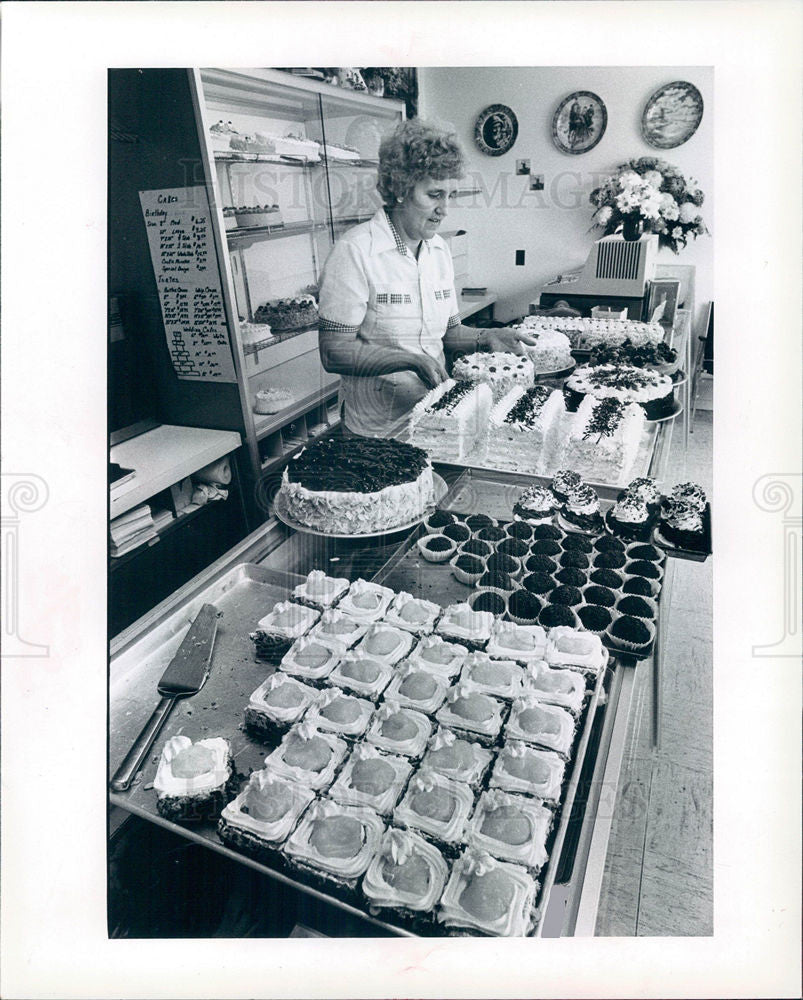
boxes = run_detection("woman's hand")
[483,326,537,355]
[413,353,449,390]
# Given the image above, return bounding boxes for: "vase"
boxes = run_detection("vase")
[621,215,644,241]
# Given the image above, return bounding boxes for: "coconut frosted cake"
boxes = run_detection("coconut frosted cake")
[408,379,493,464]
[562,395,645,483]
[487,385,566,476]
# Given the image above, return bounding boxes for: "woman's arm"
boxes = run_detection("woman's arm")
[443,323,537,355]
[319,327,447,389]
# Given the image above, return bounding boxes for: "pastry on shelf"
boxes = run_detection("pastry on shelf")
[232,204,282,228]
[240,321,277,349]
[208,119,241,151]
[254,387,294,414]
[152,735,236,822]
[254,295,319,332]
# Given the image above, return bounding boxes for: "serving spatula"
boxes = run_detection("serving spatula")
[110,603,220,792]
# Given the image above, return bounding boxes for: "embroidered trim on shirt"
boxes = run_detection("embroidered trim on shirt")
[447,313,461,329]
[320,317,361,335]
[434,288,453,301]
[376,292,413,305]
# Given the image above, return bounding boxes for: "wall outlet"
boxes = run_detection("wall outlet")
[515,250,525,266]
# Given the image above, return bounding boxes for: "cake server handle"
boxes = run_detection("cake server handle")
[110,696,176,792]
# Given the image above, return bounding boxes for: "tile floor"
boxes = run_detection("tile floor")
[595,409,713,935]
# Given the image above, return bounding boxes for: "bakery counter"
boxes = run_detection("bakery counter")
[109,464,654,938]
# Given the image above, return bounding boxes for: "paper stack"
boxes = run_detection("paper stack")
[110,504,158,558]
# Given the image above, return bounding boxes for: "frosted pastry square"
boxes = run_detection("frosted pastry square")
[219,770,314,845]
[505,695,576,758]
[329,744,413,815]
[382,591,441,634]
[304,688,373,739]
[353,624,415,665]
[420,727,493,788]
[279,637,344,683]
[264,722,348,791]
[459,652,525,700]
[256,600,319,640]
[365,703,432,759]
[336,579,395,623]
[393,769,474,848]
[306,609,367,651]
[437,850,537,937]
[486,620,547,663]
[153,736,233,821]
[362,828,449,914]
[327,652,394,701]
[404,635,468,679]
[490,742,565,805]
[383,663,449,715]
[546,626,608,675]
[283,800,385,885]
[435,681,506,744]
[244,673,319,732]
[291,570,350,609]
[465,788,552,871]
[436,603,495,648]
[523,661,587,715]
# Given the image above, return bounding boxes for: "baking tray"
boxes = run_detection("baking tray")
[110,556,607,937]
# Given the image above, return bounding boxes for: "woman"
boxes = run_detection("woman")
[318,118,534,439]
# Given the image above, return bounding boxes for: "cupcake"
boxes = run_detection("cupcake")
[465,514,496,531]
[532,524,562,540]
[530,539,561,556]
[627,543,663,563]
[469,590,508,616]
[549,585,584,607]
[512,486,557,524]
[622,576,658,597]
[623,476,661,510]
[551,470,583,504]
[659,500,706,551]
[605,494,653,542]
[451,553,486,585]
[477,525,507,543]
[476,570,516,595]
[554,567,587,587]
[417,534,457,563]
[506,520,534,541]
[443,522,472,543]
[425,509,457,532]
[616,595,658,620]
[461,538,493,558]
[559,550,590,569]
[577,604,613,635]
[626,559,663,580]
[606,615,656,655]
[561,534,593,553]
[561,484,604,533]
[522,572,554,596]
[590,568,624,589]
[538,605,578,629]
[594,535,626,553]
[497,537,528,559]
[524,554,557,574]
[582,585,617,608]
[667,481,707,513]
[507,590,543,625]
[594,550,627,570]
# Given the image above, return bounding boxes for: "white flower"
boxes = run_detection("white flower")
[658,192,680,220]
[618,170,641,189]
[672,226,684,239]
[595,205,613,225]
[642,169,663,188]
[679,202,700,223]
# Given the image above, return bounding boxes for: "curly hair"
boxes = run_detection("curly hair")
[376,118,465,206]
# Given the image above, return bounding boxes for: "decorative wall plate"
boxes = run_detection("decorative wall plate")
[474,104,518,156]
[551,91,607,155]
[642,81,704,149]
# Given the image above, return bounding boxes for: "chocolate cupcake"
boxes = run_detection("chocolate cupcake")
[622,576,657,597]
[512,485,557,523]
[590,568,624,589]
[417,534,458,563]
[443,522,471,543]
[507,590,543,625]
[522,572,555,595]
[465,514,495,531]
[469,590,507,616]
[624,477,661,510]
[461,539,493,558]
[607,614,655,653]
[531,539,561,556]
[626,560,663,580]
[477,570,515,593]
[426,509,457,530]
[524,554,557,574]
[594,551,627,570]
[555,567,587,587]
[549,585,583,607]
[538,604,578,629]
[577,604,613,634]
[451,554,485,586]
[561,534,593,553]
[497,538,528,559]
[583,585,616,608]
[551,470,583,504]
[559,550,590,569]
[659,499,707,551]
[477,525,507,543]
[532,524,562,540]
[616,595,657,620]
[506,520,533,541]
[605,494,653,542]
[627,543,663,562]
[561,483,604,533]
[485,553,520,577]
[594,535,626,553]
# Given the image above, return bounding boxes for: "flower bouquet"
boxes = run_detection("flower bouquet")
[589,157,708,253]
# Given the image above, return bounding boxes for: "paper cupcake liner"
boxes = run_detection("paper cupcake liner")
[624,541,666,564]
[484,553,522,580]
[450,553,486,586]
[578,582,618,609]
[506,596,542,627]
[623,559,665,582]
[614,594,659,621]
[468,589,510,617]
[416,535,458,563]
[456,538,494,561]
[537,605,580,631]
[574,604,615,636]
[504,520,535,542]
[424,512,457,534]
[620,576,661,599]
[604,614,657,656]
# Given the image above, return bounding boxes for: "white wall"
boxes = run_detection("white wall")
[419,66,713,330]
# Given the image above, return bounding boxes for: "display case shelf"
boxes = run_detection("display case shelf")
[253,384,339,441]
[226,219,328,247]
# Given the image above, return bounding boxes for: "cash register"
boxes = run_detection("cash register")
[535,234,658,319]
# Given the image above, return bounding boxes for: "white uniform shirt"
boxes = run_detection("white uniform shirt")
[318,208,460,438]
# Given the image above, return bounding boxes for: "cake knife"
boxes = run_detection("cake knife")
[110,602,220,792]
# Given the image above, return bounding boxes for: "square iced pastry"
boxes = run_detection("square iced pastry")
[283,799,385,886]
[353,623,415,665]
[219,769,314,846]
[306,609,367,651]
[459,652,525,700]
[256,600,319,640]
[153,736,233,821]
[291,569,350,610]
[279,636,344,684]
[336,578,395,623]
[420,727,493,789]
[365,703,432,759]
[329,744,413,815]
[545,626,608,674]
[383,662,449,715]
[382,591,442,634]
[244,673,319,736]
[327,652,394,701]
[304,688,373,739]
[505,695,576,758]
[362,827,449,914]
[486,620,547,663]
[393,769,475,849]
[404,635,468,679]
[437,849,537,936]
[436,603,495,648]
[264,722,348,791]
[435,681,506,745]
[465,788,553,871]
[490,742,565,805]
[522,661,587,715]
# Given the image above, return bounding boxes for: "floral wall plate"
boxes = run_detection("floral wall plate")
[642,81,704,149]
[551,91,607,155]
[474,104,518,156]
